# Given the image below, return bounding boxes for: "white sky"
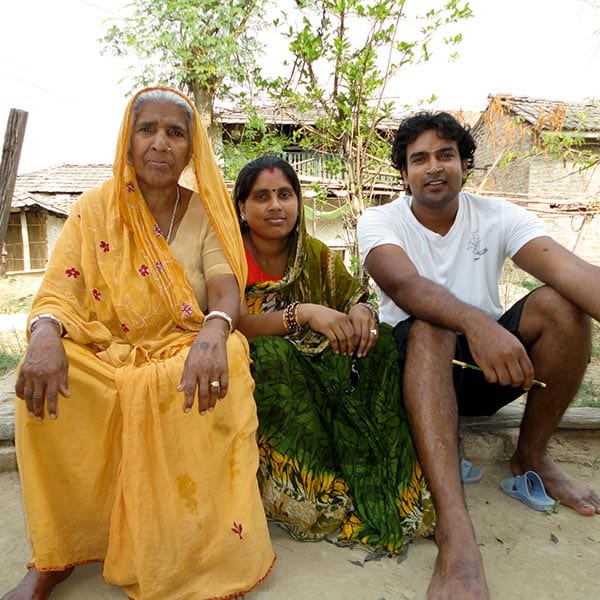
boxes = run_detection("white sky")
[1,0,599,174]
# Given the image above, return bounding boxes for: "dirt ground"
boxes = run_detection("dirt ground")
[1,453,599,600]
[1,275,600,599]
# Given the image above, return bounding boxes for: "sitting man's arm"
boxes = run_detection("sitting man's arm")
[513,235,600,322]
[364,243,534,388]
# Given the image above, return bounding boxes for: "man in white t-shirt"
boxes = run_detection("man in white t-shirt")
[357,111,600,600]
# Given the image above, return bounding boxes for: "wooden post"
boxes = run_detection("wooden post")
[0,109,28,274]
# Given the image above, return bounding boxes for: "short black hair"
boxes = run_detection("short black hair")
[391,111,476,176]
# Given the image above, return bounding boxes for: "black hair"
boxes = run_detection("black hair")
[391,111,476,191]
[233,155,302,231]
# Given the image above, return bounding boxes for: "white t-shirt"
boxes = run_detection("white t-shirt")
[357,192,547,325]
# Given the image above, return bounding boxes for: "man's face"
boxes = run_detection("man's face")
[401,129,468,211]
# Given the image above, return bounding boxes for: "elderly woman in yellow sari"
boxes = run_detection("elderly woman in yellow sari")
[3,87,274,600]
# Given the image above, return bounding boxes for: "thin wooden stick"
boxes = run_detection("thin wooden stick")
[452,359,547,388]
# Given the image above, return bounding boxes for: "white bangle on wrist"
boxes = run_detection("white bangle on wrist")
[203,310,234,334]
[29,313,65,336]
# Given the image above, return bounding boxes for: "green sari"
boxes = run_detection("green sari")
[245,218,434,555]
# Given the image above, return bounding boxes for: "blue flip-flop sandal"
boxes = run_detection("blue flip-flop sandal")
[499,471,556,511]
[460,459,482,484]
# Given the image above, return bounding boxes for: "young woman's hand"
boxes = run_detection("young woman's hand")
[297,303,356,355]
[348,303,379,358]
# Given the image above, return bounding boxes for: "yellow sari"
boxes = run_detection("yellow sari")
[15,87,275,599]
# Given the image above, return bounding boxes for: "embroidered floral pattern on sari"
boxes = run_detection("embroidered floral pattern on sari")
[231,522,244,539]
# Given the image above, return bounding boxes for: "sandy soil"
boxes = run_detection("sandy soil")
[1,275,599,599]
[1,454,599,600]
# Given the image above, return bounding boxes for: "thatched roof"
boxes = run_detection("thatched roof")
[476,95,600,138]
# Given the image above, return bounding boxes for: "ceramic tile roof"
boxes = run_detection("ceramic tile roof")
[217,104,404,131]
[12,164,113,215]
[12,191,71,215]
[488,95,600,134]
[15,164,113,194]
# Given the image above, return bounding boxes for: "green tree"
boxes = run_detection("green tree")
[101,0,267,144]
[220,109,292,181]
[261,0,473,247]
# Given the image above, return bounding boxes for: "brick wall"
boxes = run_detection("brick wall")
[536,211,600,264]
[473,111,599,264]
[472,112,599,204]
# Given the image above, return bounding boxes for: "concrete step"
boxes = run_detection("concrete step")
[1,399,599,473]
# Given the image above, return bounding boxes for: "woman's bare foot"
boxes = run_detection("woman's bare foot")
[1,567,74,600]
[426,520,490,600]
[511,452,600,516]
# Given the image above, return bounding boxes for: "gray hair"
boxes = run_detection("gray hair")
[131,89,194,138]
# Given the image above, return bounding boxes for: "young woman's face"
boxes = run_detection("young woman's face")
[238,168,299,241]
[129,100,192,193]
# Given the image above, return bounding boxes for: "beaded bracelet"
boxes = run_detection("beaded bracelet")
[356,302,379,322]
[283,301,302,334]
[293,302,301,330]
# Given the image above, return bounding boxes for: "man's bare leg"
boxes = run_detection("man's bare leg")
[1,567,74,600]
[404,320,489,600]
[514,286,600,515]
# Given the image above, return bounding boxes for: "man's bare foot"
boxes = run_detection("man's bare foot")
[426,522,490,600]
[511,452,600,516]
[1,567,74,600]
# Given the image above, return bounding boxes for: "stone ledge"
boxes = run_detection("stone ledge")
[460,404,600,464]
[0,400,14,443]
[2,402,598,441]
[1,402,599,473]
[0,446,16,472]
[460,403,600,430]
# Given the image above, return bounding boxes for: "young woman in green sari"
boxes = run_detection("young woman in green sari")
[235,156,434,555]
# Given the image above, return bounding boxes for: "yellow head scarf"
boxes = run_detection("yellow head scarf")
[114,86,247,300]
[29,86,246,351]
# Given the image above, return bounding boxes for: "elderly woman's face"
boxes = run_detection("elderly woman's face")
[129,100,192,192]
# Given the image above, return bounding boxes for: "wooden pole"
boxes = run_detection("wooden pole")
[475,150,504,194]
[0,109,29,267]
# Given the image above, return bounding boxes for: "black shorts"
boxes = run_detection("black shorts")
[392,293,533,417]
